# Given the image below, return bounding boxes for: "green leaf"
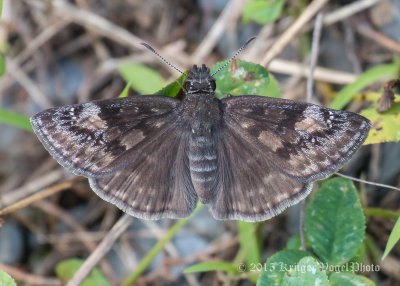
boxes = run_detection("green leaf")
[119,82,131,98]
[0,109,33,132]
[382,216,400,259]
[305,178,365,266]
[285,234,311,250]
[359,99,400,145]
[283,256,329,286]
[154,73,186,97]
[330,60,400,110]
[0,53,5,77]
[0,270,16,286]
[329,272,376,286]
[55,259,110,286]
[286,234,302,250]
[242,0,285,24]
[118,63,165,94]
[260,73,281,98]
[257,249,311,286]
[184,261,238,274]
[347,241,366,265]
[237,221,261,267]
[210,60,270,99]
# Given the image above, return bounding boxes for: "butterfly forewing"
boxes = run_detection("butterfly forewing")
[89,124,198,219]
[30,95,181,178]
[221,96,371,182]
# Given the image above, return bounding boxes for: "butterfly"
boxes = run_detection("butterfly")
[30,39,371,222]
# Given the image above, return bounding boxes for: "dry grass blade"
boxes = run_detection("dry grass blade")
[335,173,400,192]
[261,0,329,67]
[268,58,358,84]
[65,214,134,286]
[192,0,250,61]
[0,169,64,207]
[6,58,52,108]
[356,23,400,54]
[0,178,83,216]
[307,12,324,102]
[322,0,381,27]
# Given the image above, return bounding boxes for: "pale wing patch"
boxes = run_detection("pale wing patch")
[294,117,321,132]
[258,130,284,152]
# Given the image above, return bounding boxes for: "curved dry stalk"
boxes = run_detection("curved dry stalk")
[261,0,329,67]
[0,178,83,216]
[65,214,134,286]
[306,12,324,102]
[192,0,249,62]
[335,173,400,192]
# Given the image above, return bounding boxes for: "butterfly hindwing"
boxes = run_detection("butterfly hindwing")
[221,95,371,182]
[210,125,313,222]
[89,124,198,219]
[30,95,181,178]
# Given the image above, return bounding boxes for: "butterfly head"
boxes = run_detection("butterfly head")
[184,64,216,94]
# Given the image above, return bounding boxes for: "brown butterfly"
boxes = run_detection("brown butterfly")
[30,39,371,222]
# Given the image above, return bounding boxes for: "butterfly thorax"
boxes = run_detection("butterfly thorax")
[182,64,221,204]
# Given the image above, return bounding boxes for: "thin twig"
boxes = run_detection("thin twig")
[6,58,52,108]
[335,173,400,192]
[192,0,249,62]
[300,12,324,251]
[0,169,64,207]
[73,0,109,60]
[307,12,324,102]
[356,23,400,54]
[299,200,307,250]
[34,200,98,250]
[34,200,116,282]
[261,0,329,67]
[0,178,83,216]
[343,21,362,74]
[28,0,143,50]
[66,214,134,286]
[322,0,381,27]
[14,19,70,65]
[268,58,357,84]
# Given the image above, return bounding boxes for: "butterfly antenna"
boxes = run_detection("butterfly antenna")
[211,36,256,77]
[141,43,188,77]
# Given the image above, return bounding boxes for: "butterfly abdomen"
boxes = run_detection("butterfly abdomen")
[189,133,218,204]
[183,93,222,204]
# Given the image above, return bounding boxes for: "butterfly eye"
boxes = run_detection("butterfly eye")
[209,80,216,91]
[184,80,192,91]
